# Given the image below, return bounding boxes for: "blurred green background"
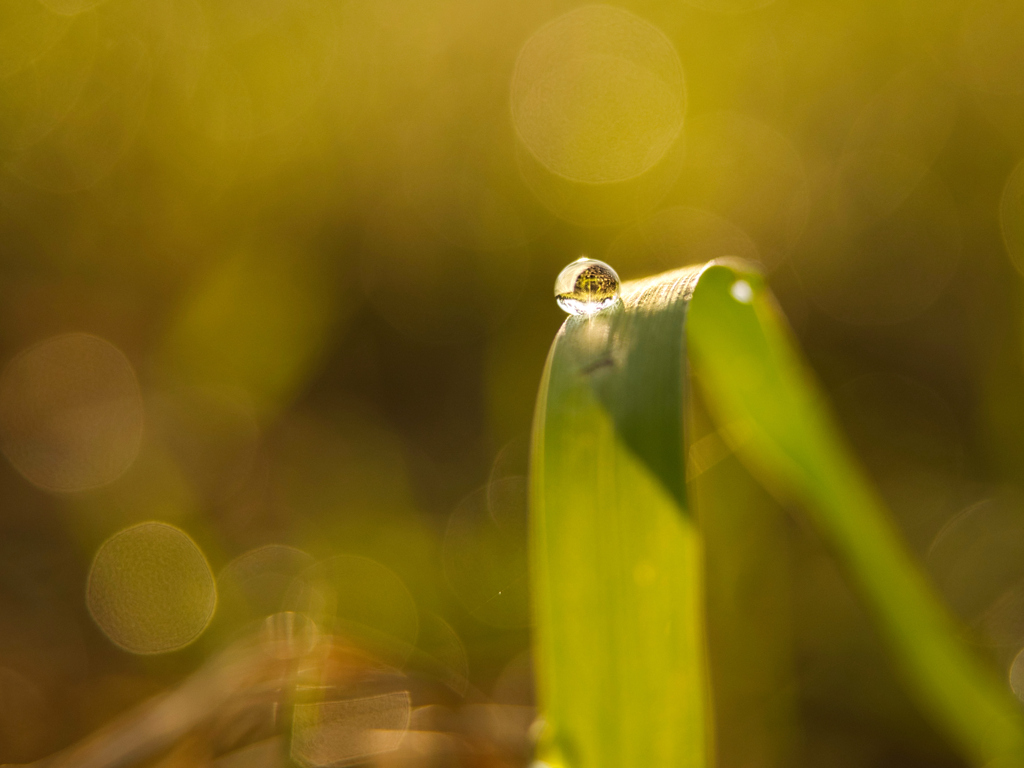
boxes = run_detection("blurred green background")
[3,0,1024,765]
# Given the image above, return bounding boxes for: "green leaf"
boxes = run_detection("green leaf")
[531,258,1024,768]
[689,395,799,768]
[530,266,711,768]
[687,262,1024,767]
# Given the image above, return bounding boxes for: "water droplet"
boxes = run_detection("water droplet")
[730,279,753,304]
[554,257,621,315]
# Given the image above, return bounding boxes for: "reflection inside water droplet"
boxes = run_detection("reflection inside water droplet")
[554,257,621,315]
[86,521,216,654]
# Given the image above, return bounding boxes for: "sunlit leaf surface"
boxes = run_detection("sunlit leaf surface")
[530,265,710,768]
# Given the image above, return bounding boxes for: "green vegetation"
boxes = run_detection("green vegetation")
[531,261,1024,768]
[531,266,708,768]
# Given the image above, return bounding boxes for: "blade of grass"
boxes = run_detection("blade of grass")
[687,262,1024,767]
[530,266,711,768]
[689,393,799,768]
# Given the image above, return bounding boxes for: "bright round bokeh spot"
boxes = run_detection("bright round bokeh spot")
[0,333,144,493]
[1010,647,1024,700]
[86,522,217,654]
[217,544,314,626]
[511,5,685,185]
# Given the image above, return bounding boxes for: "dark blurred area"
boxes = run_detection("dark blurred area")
[3,0,1024,765]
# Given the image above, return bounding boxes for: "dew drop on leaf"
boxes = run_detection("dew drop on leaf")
[554,257,621,316]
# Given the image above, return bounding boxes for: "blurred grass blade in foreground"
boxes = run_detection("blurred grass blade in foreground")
[530,265,711,768]
[687,263,1024,767]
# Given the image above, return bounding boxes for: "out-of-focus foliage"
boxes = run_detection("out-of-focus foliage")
[2,0,1024,765]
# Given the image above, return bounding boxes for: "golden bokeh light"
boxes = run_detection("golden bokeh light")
[417,613,470,696]
[261,611,320,660]
[512,5,684,184]
[510,5,686,225]
[67,425,200,532]
[291,692,411,768]
[514,112,688,226]
[218,544,315,627]
[0,332,143,493]
[1010,647,1024,700]
[927,495,1024,625]
[287,555,420,664]
[6,33,151,193]
[86,521,217,654]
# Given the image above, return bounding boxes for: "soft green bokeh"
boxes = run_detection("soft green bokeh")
[1,0,1024,763]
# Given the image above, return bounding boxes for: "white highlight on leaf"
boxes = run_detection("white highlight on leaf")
[730,280,753,304]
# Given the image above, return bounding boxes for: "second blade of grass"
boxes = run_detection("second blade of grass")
[687,263,1024,767]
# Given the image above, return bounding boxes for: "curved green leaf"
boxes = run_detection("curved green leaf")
[531,258,1024,768]
[687,262,1024,768]
[530,265,711,768]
